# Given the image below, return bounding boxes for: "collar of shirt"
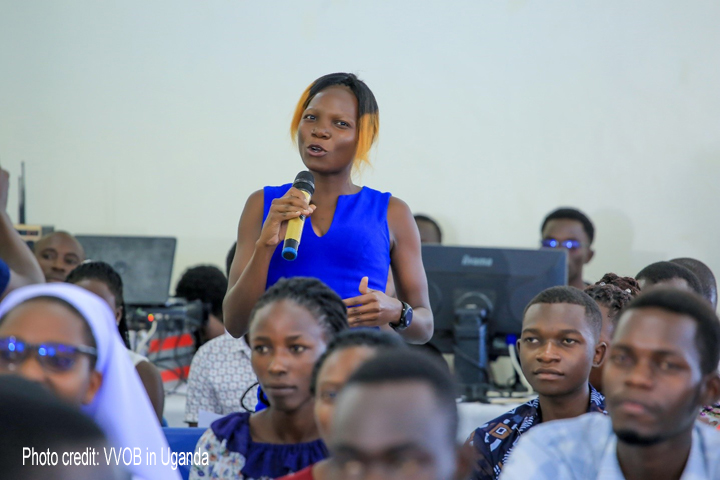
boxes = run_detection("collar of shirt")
[222,331,252,358]
[597,426,708,480]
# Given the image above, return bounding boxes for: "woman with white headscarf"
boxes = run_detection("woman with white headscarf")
[0,283,181,480]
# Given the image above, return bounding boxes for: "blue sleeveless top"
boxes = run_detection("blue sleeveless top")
[263,183,391,300]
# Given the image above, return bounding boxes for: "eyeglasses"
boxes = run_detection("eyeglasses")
[541,239,585,250]
[0,336,97,373]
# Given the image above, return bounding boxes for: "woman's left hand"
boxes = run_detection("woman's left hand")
[343,277,403,328]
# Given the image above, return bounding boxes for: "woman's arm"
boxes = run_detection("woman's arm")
[135,360,165,423]
[343,197,433,344]
[223,188,315,337]
[385,197,434,343]
[0,169,44,298]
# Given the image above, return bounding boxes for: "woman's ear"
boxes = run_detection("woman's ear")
[82,371,103,406]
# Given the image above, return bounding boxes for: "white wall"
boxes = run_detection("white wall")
[1,0,719,291]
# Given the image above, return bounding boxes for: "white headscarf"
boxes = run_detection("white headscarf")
[0,283,181,480]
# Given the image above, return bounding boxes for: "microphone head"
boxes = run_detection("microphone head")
[293,171,315,195]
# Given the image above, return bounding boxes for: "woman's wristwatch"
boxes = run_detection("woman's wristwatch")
[390,301,413,331]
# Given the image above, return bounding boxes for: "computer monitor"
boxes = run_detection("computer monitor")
[75,235,177,306]
[422,245,566,397]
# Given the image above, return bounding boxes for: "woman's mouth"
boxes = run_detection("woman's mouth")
[307,145,327,157]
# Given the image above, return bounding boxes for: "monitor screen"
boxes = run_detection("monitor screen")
[76,235,177,306]
[422,245,567,354]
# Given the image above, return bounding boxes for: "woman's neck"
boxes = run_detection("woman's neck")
[253,401,319,444]
[310,170,359,202]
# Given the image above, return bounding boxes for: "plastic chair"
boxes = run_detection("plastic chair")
[162,427,205,480]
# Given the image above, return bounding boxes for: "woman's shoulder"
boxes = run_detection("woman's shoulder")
[386,196,413,222]
[211,411,252,438]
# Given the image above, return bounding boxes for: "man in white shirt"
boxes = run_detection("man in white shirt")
[500,288,720,480]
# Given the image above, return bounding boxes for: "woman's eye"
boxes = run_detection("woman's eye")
[303,114,316,120]
[290,345,307,354]
[658,361,682,372]
[336,120,349,127]
[320,390,338,402]
[253,345,269,354]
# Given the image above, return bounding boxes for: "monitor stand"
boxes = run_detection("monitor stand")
[453,293,493,402]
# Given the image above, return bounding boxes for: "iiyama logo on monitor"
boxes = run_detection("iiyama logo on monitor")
[461,254,493,267]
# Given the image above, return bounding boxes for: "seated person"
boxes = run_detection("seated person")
[584,273,641,392]
[500,288,720,480]
[176,265,228,345]
[0,167,44,299]
[466,286,607,480]
[414,213,443,244]
[190,277,349,480]
[0,375,128,480]
[67,261,165,422]
[540,208,595,290]
[670,257,718,309]
[0,283,179,480]
[326,349,473,480]
[185,323,258,426]
[636,261,703,296]
[278,329,407,480]
[32,231,85,283]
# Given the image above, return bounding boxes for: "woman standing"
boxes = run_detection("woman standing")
[224,73,433,344]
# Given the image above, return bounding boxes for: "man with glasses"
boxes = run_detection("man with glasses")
[540,208,595,290]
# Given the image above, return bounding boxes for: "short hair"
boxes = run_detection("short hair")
[670,258,718,308]
[0,376,107,476]
[290,73,379,173]
[310,329,407,395]
[541,208,595,244]
[344,349,458,441]
[249,277,349,338]
[66,261,130,348]
[636,261,703,297]
[524,286,603,340]
[413,214,443,243]
[622,288,720,375]
[175,265,228,319]
[226,242,237,277]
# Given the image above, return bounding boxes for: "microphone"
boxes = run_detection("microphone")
[282,171,315,261]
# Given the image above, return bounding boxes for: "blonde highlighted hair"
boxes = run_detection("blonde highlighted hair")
[290,73,379,173]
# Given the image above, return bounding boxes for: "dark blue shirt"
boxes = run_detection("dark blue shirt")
[467,385,606,480]
[0,259,9,295]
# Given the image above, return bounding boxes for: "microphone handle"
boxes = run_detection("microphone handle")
[282,189,312,261]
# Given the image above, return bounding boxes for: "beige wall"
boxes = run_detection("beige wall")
[1,0,719,292]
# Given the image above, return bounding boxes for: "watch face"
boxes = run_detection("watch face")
[404,305,413,326]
